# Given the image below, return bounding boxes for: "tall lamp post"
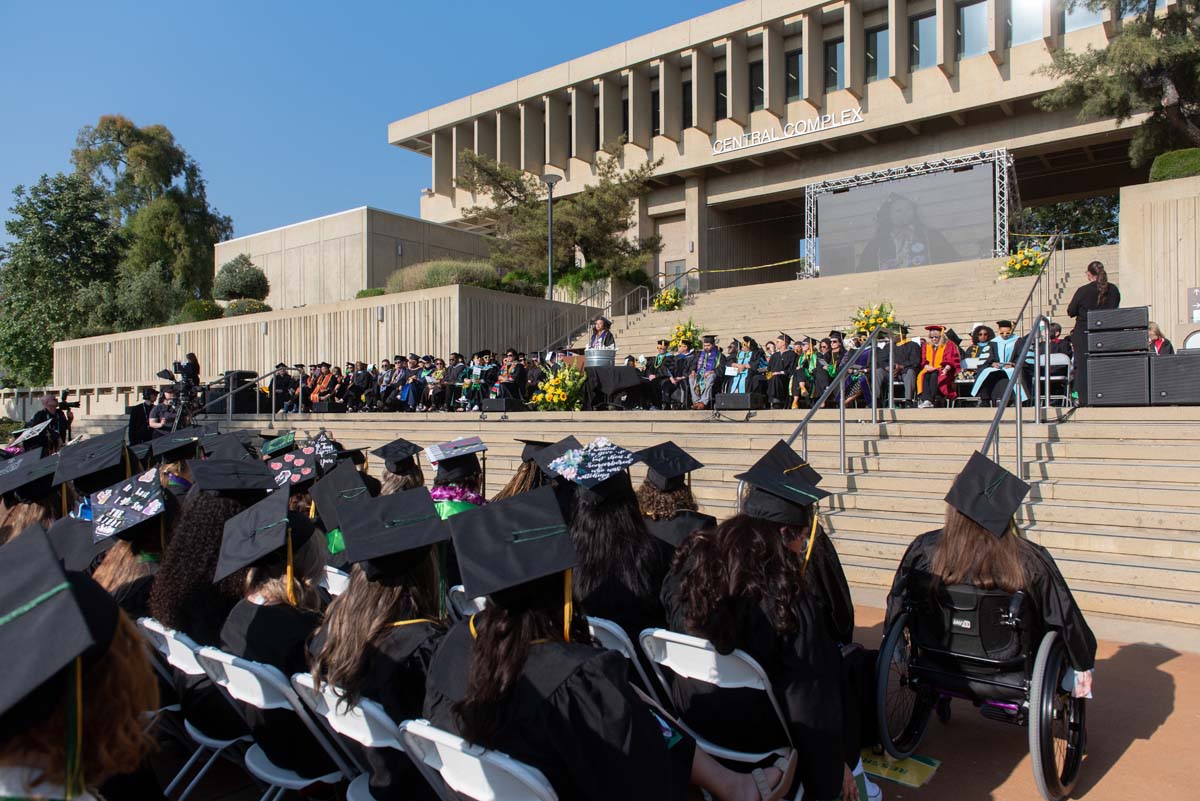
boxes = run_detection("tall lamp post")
[542,173,561,301]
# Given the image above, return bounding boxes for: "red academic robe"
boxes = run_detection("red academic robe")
[917,341,961,399]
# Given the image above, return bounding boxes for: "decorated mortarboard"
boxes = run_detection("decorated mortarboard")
[310,460,373,555]
[636,441,704,492]
[426,437,487,483]
[548,437,639,504]
[372,438,423,474]
[201,433,255,462]
[0,451,59,505]
[531,436,583,477]
[755,440,823,488]
[46,516,104,573]
[646,510,718,548]
[150,427,208,461]
[186,458,275,498]
[212,490,312,584]
[8,419,51,449]
[265,447,320,492]
[342,488,448,580]
[90,467,168,545]
[945,451,1030,537]
[260,431,297,457]
[309,432,340,474]
[52,430,129,492]
[0,526,119,729]
[449,485,576,598]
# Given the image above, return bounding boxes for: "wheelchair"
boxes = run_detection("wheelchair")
[876,583,1086,801]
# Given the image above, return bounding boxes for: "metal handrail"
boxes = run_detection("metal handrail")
[980,313,1054,479]
[196,367,305,426]
[539,282,610,356]
[1011,234,1063,337]
[613,284,651,322]
[656,268,701,298]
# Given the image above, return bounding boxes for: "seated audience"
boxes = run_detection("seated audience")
[688,335,725,410]
[1149,322,1174,356]
[916,324,960,408]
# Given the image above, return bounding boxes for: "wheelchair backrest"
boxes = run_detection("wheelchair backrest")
[911,583,1031,664]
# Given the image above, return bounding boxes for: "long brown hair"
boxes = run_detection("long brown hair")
[454,575,590,746]
[635,479,698,520]
[242,528,326,612]
[491,461,541,502]
[92,526,163,603]
[0,613,158,790]
[931,506,1028,592]
[311,552,440,707]
[380,467,424,496]
[1087,261,1110,306]
[672,514,807,650]
[0,500,57,545]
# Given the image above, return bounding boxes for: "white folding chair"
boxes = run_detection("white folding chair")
[399,719,557,801]
[447,584,487,622]
[586,616,667,709]
[323,566,351,596]
[638,628,794,766]
[194,646,352,801]
[291,672,407,801]
[1038,352,1073,406]
[137,618,251,801]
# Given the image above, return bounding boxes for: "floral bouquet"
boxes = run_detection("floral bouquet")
[530,364,586,411]
[668,318,705,352]
[652,286,683,311]
[1001,242,1049,279]
[849,302,902,339]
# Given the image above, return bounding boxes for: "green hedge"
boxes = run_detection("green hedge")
[1150,149,1200,183]
[224,298,273,317]
[173,299,225,323]
[356,287,387,299]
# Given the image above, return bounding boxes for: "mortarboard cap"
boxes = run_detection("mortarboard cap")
[753,440,823,487]
[186,458,275,500]
[516,439,553,464]
[426,437,487,483]
[531,436,582,477]
[656,339,670,347]
[130,442,153,466]
[53,430,129,494]
[700,335,717,345]
[636,441,704,492]
[778,332,794,344]
[548,437,639,504]
[0,451,59,506]
[944,328,962,346]
[372,438,423,474]
[213,490,312,583]
[46,517,104,573]
[201,433,255,462]
[645,510,718,548]
[449,485,576,598]
[260,431,296,457]
[90,468,169,545]
[310,460,372,532]
[342,487,448,580]
[266,448,320,492]
[0,527,119,727]
[996,320,1013,329]
[735,443,830,527]
[944,451,1030,537]
[828,330,844,340]
[150,427,209,462]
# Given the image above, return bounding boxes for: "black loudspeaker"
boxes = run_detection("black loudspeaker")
[311,401,344,413]
[482,398,526,412]
[1087,329,1149,354]
[1087,307,1149,332]
[225,370,261,414]
[1150,354,1200,405]
[1088,354,1149,406]
[715,393,767,410]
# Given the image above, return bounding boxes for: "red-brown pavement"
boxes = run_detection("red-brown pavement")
[855,605,1197,801]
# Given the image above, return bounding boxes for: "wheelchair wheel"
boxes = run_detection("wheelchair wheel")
[876,612,934,759]
[1028,631,1086,801]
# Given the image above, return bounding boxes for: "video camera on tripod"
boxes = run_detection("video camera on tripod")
[58,388,81,410]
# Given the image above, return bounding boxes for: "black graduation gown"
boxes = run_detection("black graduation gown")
[127,402,154,445]
[660,567,848,800]
[885,530,1098,671]
[802,526,856,646]
[424,621,694,801]
[112,573,156,621]
[219,600,336,777]
[309,622,445,801]
[644,511,717,549]
[766,350,797,405]
[575,535,673,648]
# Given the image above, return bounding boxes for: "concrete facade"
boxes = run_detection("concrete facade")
[213,207,491,308]
[390,0,1144,286]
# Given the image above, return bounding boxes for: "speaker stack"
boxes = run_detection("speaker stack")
[715,393,767,410]
[1086,307,1149,407]
[1150,352,1200,405]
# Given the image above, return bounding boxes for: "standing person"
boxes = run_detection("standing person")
[1149,322,1174,356]
[588,316,616,349]
[765,333,797,408]
[790,338,814,409]
[916,325,960,408]
[443,353,466,409]
[127,388,158,446]
[1066,261,1120,406]
[147,386,180,436]
[27,394,74,453]
[688,335,725,410]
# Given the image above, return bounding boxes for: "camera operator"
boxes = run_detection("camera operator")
[148,385,186,436]
[27,393,74,453]
[127,387,159,445]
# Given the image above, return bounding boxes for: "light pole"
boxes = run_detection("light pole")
[542,174,561,301]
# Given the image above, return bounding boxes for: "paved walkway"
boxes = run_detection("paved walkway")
[855,605,1197,801]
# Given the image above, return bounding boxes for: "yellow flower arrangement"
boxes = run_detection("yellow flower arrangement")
[530,364,586,411]
[849,302,903,339]
[652,286,683,312]
[1001,241,1049,279]
[667,318,705,351]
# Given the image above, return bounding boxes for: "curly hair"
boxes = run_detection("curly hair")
[149,488,247,644]
[311,552,440,708]
[634,479,698,520]
[0,612,158,790]
[380,466,425,496]
[672,514,808,651]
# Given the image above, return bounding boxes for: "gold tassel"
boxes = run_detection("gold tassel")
[563,568,573,643]
[308,501,317,519]
[65,657,84,799]
[285,531,297,606]
[802,509,819,576]
[62,483,69,518]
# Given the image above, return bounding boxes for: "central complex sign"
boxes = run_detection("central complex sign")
[711,107,865,156]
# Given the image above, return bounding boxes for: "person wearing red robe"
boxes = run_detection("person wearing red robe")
[916,325,960,408]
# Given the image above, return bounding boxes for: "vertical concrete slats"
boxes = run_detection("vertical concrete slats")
[937,0,957,76]
[890,0,910,86]
[569,84,596,163]
[432,130,453,196]
[544,93,570,168]
[688,48,715,134]
[726,32,749,125]
[520,99,546,174]
[844,0,865,98]
[599,75,623,147]
[627,66,652,148]
[762,23,786,117]
[658,57,683,142]
[802,11,824,107]
[496,109,520,168]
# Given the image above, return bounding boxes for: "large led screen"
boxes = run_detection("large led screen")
[816,165,996,276]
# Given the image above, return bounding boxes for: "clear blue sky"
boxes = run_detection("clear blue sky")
[0,1,733,247]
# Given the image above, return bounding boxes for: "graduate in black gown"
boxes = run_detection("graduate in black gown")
[634,441,717,549]
[424,486,794,801]
[548,438,674,647]
[309,456,379,571]
[371,437,426,496]
[885,452,1097,685]
[310,487,448,801]
[214,488,337,779]
[765,333,798,409]
[0,449,64,546]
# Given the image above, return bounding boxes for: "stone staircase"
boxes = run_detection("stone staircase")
[578,244,1119,357]
[76,399,1200,631]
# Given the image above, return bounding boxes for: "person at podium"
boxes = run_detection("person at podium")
[588,316,616,349]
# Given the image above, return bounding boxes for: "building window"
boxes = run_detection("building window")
[1063,4,1104,32]
[682,79,693,128]
[567,112,574,158]
[622,95,629,137]
[957,0,989,59]
[824,39,844,91]
[715,70,728,119]
[910,13,937,71]
[749,60,765,111]
[785,49,802,101]
[865,26,889,82]
[1008,0,1043,46]
[594,104,600,147]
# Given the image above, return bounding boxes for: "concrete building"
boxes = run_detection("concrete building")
[213,207,491,308]
[389,0,1143,289]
